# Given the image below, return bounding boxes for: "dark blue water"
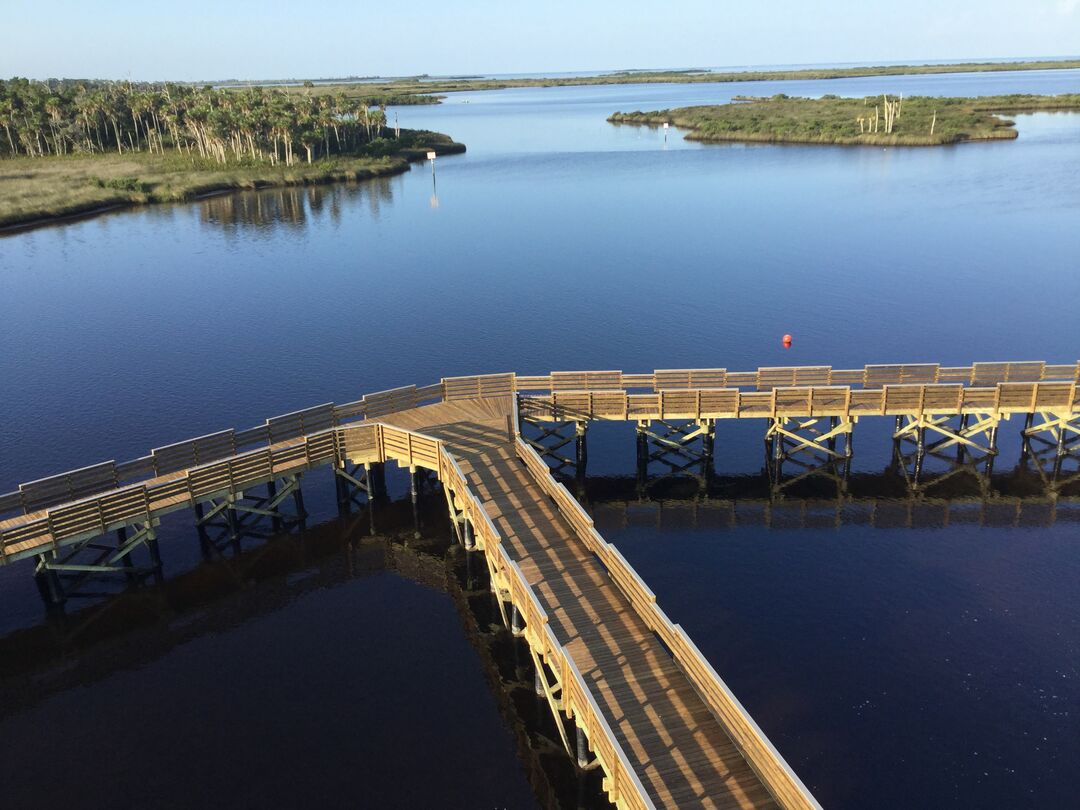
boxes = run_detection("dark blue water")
[2,70,1080,808]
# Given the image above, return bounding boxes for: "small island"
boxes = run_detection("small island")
[0,78,464,230]
[608,93,1080,146]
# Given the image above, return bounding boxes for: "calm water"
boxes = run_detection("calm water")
[2,69,1080,808]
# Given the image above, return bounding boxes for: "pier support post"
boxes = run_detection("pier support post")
[464,549,478,591]
[511,604,523,637]
[576,725,590,769]
[334,460,379,515]
[518,396,588,475]
[369,462,388,500]
[765,415,854,496]
[1019,409,1080,490]
[636,418,715,490]
[636,424,649,489]
[575,421,588,472]
[33,553,64,612]
[767,416,853,463]
[293,485,306,520]
[31,518,163,606]
[266,479,281,532]
[194,473,306,554]
[895,412,1001,457]
[409,466,420,538]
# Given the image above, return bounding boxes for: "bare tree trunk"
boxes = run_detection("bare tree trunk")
[111,118,123,154]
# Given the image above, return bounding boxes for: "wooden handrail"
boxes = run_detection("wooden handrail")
[512,360,1079,393]
[520,380,1080,423]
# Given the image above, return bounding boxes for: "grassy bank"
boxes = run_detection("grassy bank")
[281,59,1080,104]
[0,129,463,231]
[608,94,1080,146]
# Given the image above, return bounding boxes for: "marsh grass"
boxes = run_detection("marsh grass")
[608,94,1080,146]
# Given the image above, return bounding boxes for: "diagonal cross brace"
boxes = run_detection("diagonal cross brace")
[768,417,852,460]
[895,412,1002,455]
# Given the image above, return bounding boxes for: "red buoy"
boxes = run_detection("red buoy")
[782,333,793,348]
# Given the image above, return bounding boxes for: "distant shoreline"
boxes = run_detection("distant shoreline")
[248,59,1080,105]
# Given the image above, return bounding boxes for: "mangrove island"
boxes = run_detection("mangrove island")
[608,93,1080,147]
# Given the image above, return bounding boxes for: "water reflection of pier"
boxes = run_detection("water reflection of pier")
[0,501,444,697]
[577,471,1080,534]
[0,507,581,809]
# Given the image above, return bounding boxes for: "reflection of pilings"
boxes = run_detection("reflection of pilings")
[892,437,997,497]
[1020,412,1080,492]
[444,549,590,810]
[590,491,1080,534]
[580,467,1080,532]
[2,509,452,718]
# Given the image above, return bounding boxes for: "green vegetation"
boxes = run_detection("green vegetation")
[0,76,465,229]
[258,59,1080,104]
[608,93,1080,146]
[0,128,463,229]
[0,77,421,163]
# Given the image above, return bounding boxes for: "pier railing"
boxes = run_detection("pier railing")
[515,439,820,810]
[518,380,1080,422]
[4,360,1078,522]
[513,360,1080,392]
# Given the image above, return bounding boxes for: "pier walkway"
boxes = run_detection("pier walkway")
[4,360,1079,808]
[383,397,789,808]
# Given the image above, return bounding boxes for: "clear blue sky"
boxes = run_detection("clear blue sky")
[3,0,1079,81]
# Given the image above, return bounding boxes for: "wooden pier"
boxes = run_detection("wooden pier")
[3,360,1079,808]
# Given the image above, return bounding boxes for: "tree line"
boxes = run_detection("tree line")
[0,78,390,165]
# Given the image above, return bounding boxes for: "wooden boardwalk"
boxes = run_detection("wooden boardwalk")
[4,360,1078,808]
[384,397,782,808]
